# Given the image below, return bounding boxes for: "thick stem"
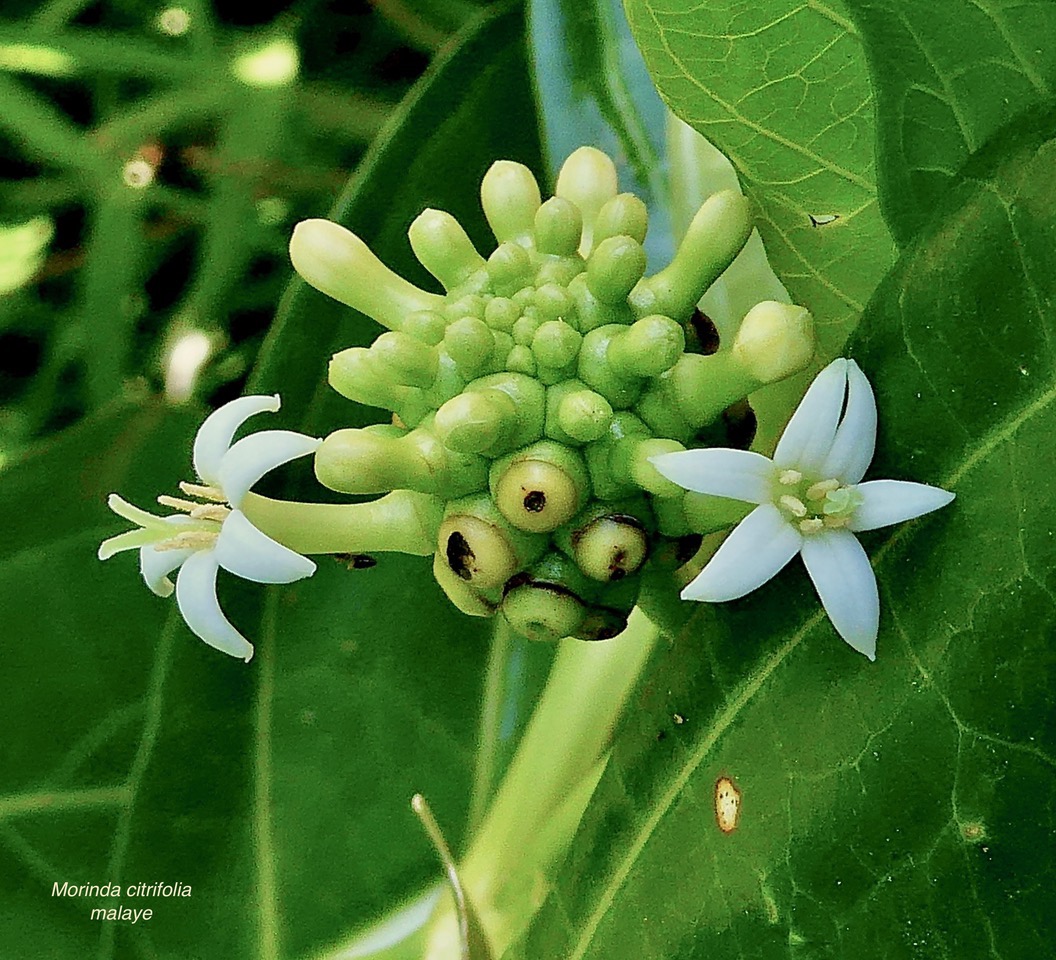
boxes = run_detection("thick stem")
[453,609,659,954]
[240,490,443,557]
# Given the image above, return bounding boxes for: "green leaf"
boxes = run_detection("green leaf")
[622,0,897,359]
[513,107,1056,960]
[0,393,199,956]
[0,7,544,960]
[844,0,1056,246]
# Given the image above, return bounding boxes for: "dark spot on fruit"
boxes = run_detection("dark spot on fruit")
[523,490,546,512]
[609,550,628,580]
[689,309,720,355]
[446,531,475,581]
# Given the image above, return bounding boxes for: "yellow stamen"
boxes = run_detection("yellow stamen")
[778,469,802,485]
[189,504,230,522]
[157,495,201,513]
[806,478,840,500]
[823,514,852,529]
[156,531,218,551]
[799,518,823,535]
[779,495,807,518]
[179,481,226,502]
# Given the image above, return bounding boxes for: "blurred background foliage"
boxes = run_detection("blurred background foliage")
[0,0,493,463]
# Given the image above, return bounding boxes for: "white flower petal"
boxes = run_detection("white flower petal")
[649,448,775,503]
[217,430,321,509]
[192,394,281,483]
[848,480,955,533]
[140,545,194,597]
[800,529,879,660]
[214,509,316,583]
[681,503,802,602]
[820,360,876,484]
[174,550,254,661]
[773,358,848,474]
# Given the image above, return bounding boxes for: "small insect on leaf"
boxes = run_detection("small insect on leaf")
[714,776,741,834]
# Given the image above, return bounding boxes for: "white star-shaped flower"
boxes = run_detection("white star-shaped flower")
[650,358,955,660]
[98,395,321,662]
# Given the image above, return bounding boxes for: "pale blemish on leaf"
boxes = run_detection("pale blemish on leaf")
[960,820,986,843]
[714,776,740,834]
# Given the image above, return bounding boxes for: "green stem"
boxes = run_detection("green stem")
[240,490,443,557]
[447,609,659,955]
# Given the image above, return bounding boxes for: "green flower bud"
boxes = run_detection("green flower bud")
[289,219,441,330]
[531,320,582,369]
[408,208,486,291]
[566,273,625,333]
[545,380,613,445]
[480,160,542,246]
[465,372,545,449]
[532,283,574,323]
[594,193,648,246]
[483,296,520,332]
[403,310,448,345]
[614,437,685,497]
[487,241,534,296]
[651,491,693,537]
[444,316,495,378]
[534,196,582,256]
[328,347,428,425]
[586,235,647,304]
[512,312,543,346]
[629,190,751,321]
[371,331,439,389]
[491,440,589,533]
[434,388,518,454]
[315,421,486,498]
[535,255,585,288]
[583,412,650,499]
[555,147,618,256]
[732,300,815,383]
[683,492,753,535]
[577,325,645,408]
[505,344,537,377]
[606,315,685,378]
[443,294,486,321]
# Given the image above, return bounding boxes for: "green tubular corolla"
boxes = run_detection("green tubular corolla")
[289,146,816,642]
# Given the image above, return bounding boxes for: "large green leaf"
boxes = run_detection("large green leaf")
[0,393,200,957]
[0,7,544,959]
[512,107,1056,960]
[622,0,897,358]
[844,0,1056,246]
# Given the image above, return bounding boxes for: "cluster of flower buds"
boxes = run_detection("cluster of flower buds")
[289,147,816,642]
